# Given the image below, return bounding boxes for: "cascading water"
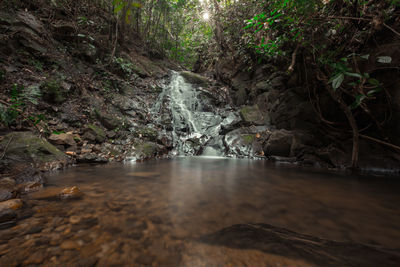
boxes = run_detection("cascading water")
[153,71,226,156]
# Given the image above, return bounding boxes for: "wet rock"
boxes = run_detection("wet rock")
[60,186,83,199]
[29,186,82,200]
[220,111,242,134]
[0,199,23,210]
[239,105,268,125]
[224,126,268,157]
[263,129,294,157]
[134,142,159,160]
[77,154,108,164]
[200,223,400,267]
[180,71,210,87]
[18,181,43,193]
[60,240,80,250]
[0,209,16,225]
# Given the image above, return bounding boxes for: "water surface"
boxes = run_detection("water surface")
[2,157,400,266]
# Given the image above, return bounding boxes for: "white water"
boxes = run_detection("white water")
[153,72,224,156]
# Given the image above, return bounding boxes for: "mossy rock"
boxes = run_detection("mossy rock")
[180,71,210,87]
[0,132,66,163]
[240,105,266,125]
[83,124,106,143]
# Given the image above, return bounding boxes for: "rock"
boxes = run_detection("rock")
[239,105,268,125]
[83,125,106,143]
[134,142,159,160]
[18,181,43,193]
[0,178,16,202]
[60,240,80,250]
[264,129,294,157]
[224,126,268,158]
[0,199,23,210]
[29,186,82,200]
[40,79,67,104]
[77,154,108,164]
[134,126,158,141]
[0,132,67,166]
[107,130,116,139]
[94,109,121,130]
[220,111,242,134]
[60,186,83,199]
[0,209,16,225]
[48,133,77,150]
[180,71,210,86]
[52,24,76,41]
[200,223,400,267]
[16,11,45,35]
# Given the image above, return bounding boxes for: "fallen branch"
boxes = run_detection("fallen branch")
[359,134,400,152]
[0,134,13,161]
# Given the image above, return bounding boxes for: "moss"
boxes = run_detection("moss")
[242,134,255,144]
[240,105,263,123]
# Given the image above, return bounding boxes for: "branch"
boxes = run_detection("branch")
[0,134,13,161]
[360,134,400,152]
[287,43,300,73]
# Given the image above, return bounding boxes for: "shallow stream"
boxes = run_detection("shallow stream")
[1,157,400,266]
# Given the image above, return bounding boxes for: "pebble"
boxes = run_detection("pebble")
[60,240,80,250]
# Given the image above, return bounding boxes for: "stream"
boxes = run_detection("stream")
[1,158,400,266]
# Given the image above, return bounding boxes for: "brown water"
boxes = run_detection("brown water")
[1,157,400,266]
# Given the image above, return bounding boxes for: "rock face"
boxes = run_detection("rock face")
[239,105,268,125]
[83,125,106,143]
[263,130,294,157]
[200,223,400,267]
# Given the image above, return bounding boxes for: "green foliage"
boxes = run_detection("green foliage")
[0,84,44,127]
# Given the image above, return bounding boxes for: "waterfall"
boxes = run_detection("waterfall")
[153,71,224,156]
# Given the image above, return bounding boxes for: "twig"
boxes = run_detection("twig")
[360,134,400,152]
[0,134,13,161]
[383,23,400,38]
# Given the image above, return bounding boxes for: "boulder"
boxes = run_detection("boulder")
[224,126,268,157]
[0,132,67,165]
[134,142,159,160]
[180,71,210,87]
[77,154,108,164]
[263,129,294,157]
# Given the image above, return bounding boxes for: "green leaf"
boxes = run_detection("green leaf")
[344,72,363,79]
[331,73,344,90]
[377,56,392,64]
[350,94,366,109]
[367,87,382,96]
[367,78,380,86]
